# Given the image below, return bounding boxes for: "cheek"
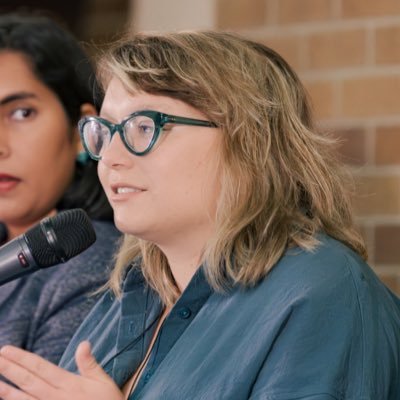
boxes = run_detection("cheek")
[31,152,76,195]
[23,133,76,194]
[156,153,220,213]
[97,162,108,192]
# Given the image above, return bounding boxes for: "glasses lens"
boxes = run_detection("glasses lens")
[81,120,111,158]
[124,115,156,153]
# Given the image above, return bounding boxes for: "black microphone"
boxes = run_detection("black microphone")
[0,209,96,286]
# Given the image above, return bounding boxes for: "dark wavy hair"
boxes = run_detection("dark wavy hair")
[0,12,112,221]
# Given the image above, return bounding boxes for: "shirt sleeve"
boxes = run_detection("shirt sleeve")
[248,254,368,400]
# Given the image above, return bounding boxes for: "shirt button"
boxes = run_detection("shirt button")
[178,307,192,319]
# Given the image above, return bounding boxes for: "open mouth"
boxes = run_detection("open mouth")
[0,176,20,191]
[115,187,143,194]
[110,183,145,195]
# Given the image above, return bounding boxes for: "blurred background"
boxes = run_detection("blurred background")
[1,0,400,294]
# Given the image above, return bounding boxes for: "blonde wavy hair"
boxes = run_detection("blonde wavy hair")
[97,30,366,306]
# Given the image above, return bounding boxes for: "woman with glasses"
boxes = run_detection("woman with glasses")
[0,13,119,367]
[0,30,399,400]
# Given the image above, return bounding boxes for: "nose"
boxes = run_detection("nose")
[0,133,10,159]
[100,131,134,169]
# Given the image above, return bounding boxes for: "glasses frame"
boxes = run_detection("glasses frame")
[78,110,217,160]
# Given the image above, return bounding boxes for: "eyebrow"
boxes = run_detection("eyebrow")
[0,92,37,106]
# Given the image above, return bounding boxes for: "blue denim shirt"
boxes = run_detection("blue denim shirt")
[59,235,400,399]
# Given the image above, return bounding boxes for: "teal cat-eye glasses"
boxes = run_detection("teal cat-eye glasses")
[78,110,217,160]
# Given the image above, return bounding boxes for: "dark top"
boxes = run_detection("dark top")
[0,220,120,365]
[59,235,400,399]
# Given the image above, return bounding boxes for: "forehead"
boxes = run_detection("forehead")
[100,77,207,122]
[0,52,37,91]
[0,51,55,103]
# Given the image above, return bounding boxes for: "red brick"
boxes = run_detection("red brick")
[306,29,367,70]
[378,274,400,295]
[375,126,400,165]
[375,225,400,263]
[304,80,337,119]
[376,25,400,65]
[342,0,400,18]
[354,175,400,216]
[278,0,333,24]
[216,0,266,29]
[342,75,400,117]
[334,127,367,166]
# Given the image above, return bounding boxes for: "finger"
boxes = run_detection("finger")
[75,341,113,384]
[0,381,36,400]
[0,346,75,389]
[0,354,59,399]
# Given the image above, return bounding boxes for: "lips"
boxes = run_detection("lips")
[0,174,21,192]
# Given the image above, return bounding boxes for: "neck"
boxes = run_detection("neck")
[2,209,57,242]
[4,224,29,241]
[156,227,212,293]
[164,249,202,293]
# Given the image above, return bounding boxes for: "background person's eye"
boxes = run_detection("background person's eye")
[10,107,36,121]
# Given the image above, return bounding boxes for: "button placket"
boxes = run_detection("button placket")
[177,307,192,319]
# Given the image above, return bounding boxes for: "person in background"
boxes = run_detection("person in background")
[0,12,119,366]
[0,30,399,400]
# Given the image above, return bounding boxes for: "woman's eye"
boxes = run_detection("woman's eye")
[138,123,154,135]
[10,108,36,121]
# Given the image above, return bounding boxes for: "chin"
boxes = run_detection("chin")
[114,216,147,238]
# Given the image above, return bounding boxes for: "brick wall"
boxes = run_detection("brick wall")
[130,0,400,293]
[216,0,400,294]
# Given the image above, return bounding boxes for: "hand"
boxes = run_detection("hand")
[0,341,124,400]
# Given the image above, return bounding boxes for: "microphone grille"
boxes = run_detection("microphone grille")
[24,209,96,267]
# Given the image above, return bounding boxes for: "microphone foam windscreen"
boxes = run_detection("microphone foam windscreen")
[24,209,96,267]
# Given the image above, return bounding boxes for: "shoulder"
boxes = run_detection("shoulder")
[252,234,399,318]
[253,234,400,332]
[269,234,369,293]
[64,220,120,269]
[35,220,120,296]
[244,235,400,398]
[0,273,46,312]
[91,220,121,244]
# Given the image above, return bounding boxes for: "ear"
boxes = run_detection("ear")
[73,103,98,153]
[80,102,97,118]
